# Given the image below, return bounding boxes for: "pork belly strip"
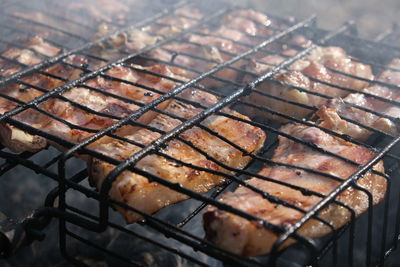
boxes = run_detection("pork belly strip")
[316,59,400,140]
[89,89,266,223]
[243,46,373,122]
[203,123,386,256]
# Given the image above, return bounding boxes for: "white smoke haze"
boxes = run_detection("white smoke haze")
[251,0,399,38]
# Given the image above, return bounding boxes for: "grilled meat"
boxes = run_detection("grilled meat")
[143,7,204,37]
[243,46,373,121]
[0,53,88,152]
[317,59,400,140]
[0,36,60,77]
[129,9,274,88]
[0,34,184,152]
[89,89,266,223]
[204,123,386,256]
[94,6,204,62]
[222,9,272,37]
[0,37,71,152]
[40,64,183,150]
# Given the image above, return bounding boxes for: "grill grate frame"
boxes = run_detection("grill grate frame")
[0,0,399,266]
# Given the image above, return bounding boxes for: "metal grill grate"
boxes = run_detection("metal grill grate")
[0,0,400,266]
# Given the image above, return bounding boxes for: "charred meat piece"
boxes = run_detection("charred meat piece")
[243,46,373,121]
[204,123,386,256]
[317,59,400,140]
[89,89,266,223]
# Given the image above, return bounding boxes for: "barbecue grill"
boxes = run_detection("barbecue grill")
[1,0,400,266]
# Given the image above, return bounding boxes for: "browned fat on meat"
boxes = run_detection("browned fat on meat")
[243,46,373,122]
[317,58,400,141]
[89,89,266,223]
[204,123,386,256]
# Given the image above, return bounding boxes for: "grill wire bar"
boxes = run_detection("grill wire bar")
[0,0,400,266]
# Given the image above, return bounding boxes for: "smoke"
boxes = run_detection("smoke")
[251,0,400,38]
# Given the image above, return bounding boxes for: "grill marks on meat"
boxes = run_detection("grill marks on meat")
[317,59,400,140]
[89,89,266,223]
[243,46,373,121]
[203,123,386,256]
